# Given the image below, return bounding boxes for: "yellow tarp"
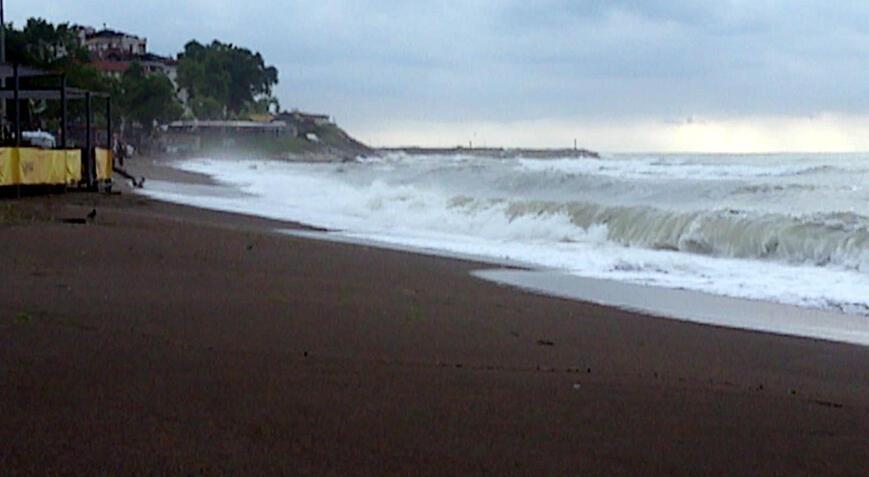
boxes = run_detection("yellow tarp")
[94,148,113,181]
[66,150,82,182]
[0,148,15,186]
[0,147,82,186]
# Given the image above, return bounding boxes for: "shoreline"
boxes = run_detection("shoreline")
[2,162,869,474]
[136,155,868,348]
[286,228,869,347]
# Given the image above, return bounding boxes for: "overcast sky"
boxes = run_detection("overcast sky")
[12,0,869,152]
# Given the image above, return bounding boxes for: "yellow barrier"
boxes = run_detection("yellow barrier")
[66,150,82,182]
[0,147,83,186]
[0,148,15,186]
[94,148,113,181]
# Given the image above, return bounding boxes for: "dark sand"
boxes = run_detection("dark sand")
[2,187,869,475]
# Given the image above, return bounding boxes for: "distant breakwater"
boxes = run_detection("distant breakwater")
[379,147,600,159]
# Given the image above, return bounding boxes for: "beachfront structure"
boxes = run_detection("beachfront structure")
[162,120,295,154]
[0,63,113,189]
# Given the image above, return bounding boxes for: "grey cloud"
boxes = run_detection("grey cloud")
[13,0,869,129]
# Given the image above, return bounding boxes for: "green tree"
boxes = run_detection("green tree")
[118,63,183,129]
[190,96,224,120]
[243,96,281,116]
[177,40,279,119]
[5,18,90,69]
[5,19,114,133]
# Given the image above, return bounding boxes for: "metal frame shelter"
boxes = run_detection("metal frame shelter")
[0,62,112,189]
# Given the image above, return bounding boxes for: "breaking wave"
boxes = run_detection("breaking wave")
[487,200,869,272]
[143,153,869,316]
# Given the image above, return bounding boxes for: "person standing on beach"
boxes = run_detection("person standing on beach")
[115,137,127,167]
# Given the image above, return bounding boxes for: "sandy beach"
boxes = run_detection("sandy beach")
[2,170,869,475]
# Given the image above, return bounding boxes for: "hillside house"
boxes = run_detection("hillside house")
[83,28,147,59]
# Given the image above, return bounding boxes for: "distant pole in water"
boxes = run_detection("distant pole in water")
[574,138,577,151]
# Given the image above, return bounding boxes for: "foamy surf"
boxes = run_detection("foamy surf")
[139,153,869,318]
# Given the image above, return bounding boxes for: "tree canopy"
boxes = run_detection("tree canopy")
[5,18,90,69]
[177,40,279,119]
[117,63,183,129]
[5,19,113,132]
[6,18,282,133]
[5,18,184,132]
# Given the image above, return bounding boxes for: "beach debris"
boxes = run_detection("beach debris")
[15,312,32,324]
[536,339,554,346]
[510,331,520,338]
[60,208,96,225]
[246,244,254,251]
[572,383,582,391]
[810,399,844,409]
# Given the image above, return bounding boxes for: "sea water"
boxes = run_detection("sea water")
[141,153,869,320]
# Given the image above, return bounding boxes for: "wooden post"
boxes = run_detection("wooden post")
[60,75,68,148]
[85,91,93,187]
[1,0,6,138]
[13,63,20,146]
[106,96,112,151]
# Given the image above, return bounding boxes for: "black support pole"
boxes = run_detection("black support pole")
[85,91,92,187]
[13,62,20,146]
[60,74,67,148]
[106,97,112,152]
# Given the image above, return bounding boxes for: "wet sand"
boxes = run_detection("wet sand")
[2,186,869,475]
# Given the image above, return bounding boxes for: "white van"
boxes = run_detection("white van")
[22,131,57,149]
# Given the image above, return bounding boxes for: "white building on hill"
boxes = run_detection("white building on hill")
[83,28,147,58]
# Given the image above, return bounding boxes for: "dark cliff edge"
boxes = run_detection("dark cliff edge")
[310,123,375,160]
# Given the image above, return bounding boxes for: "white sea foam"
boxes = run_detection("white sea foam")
[140,153,869,317]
